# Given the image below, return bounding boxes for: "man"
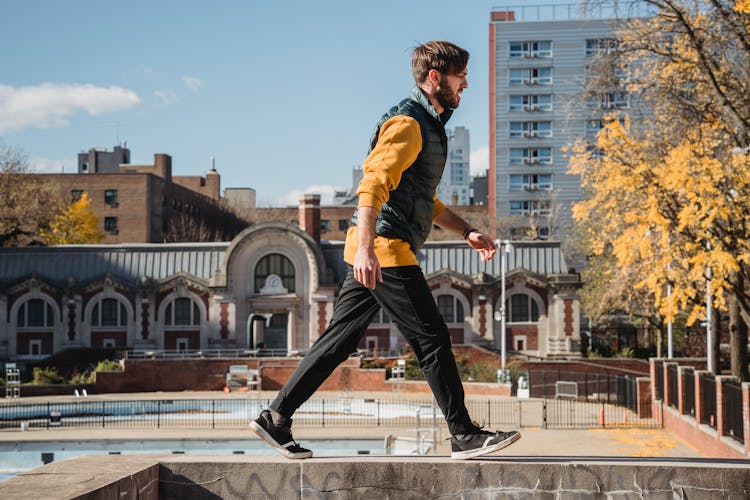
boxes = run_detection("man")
[251,41,520,460]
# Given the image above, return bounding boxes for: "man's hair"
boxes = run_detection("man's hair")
[411,41,470,84]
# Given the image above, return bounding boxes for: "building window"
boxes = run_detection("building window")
[91,298,128,327]
[371,308,391,324]
[437,294,464,324]
[104,189,119,206]
[509,148,553,165]
[509,40,552,58]
[255,253,295,293]
[585,38,618,56]
[17,299,54,328]
[586,120,604,138]
[338,219,349,231]
[71,190,84,202]
[321,220,331,232]
[509,95,552,112]
[509,68,552,86]
[104,217,119,234]
[586,92,630,109]
[165,297,200,326]
[509,200,551,216]
[509,121,552,138]
[506,294,540,323]
[509,174,552,191]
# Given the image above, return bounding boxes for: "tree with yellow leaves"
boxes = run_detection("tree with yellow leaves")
[573,0,749,379]
[41,192,105,245]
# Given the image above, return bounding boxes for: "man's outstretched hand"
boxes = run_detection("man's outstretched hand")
[466,231,497,261]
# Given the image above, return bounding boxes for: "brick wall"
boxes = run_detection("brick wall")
[650,357,749,458]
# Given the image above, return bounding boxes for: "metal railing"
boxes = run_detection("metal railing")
[527,369,643,415]
[653,360,664,400]
[667,364,679,409]
[681,368,695,418]
[700,372,717,429]
[723,380,744,445]
[0,396,660,431]
[121,348,302,359]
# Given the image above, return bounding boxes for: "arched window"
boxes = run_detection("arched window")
[505,294,540,323]
[91,298,128,327]
[165,297,200,326]
[17,299,54,328]
[255,253,295,293]
[437,294,464,324]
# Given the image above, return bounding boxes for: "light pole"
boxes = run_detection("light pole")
[494,240,513,372]
[706,242,714,373]
[667,261,673,359]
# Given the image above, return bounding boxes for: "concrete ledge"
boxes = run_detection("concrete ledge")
[2,455,750,499]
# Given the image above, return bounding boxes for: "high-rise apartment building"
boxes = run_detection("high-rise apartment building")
[438,126,471,205]
[489,3,649,244]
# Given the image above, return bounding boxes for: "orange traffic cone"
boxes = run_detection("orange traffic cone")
[622,412,628,424]
[599,408,605,427]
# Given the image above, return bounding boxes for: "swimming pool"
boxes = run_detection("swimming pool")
[0,438,386,481]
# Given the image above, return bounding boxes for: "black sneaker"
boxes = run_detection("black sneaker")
[450,425,521,460]
[250,410,312,459]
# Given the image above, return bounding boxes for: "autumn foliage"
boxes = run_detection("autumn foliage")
[41,192,105,245]
[571,1,749,377]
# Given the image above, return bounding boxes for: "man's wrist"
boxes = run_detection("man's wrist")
[462,227,478,240]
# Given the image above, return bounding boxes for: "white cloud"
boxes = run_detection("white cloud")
[277,185,344,206]
[0,83,140,134]
[30,157,77,174]
[182,76,204,93]
[470,146,489,175]
[153,89,178,105]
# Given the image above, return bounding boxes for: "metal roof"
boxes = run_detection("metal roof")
[0,243,228,287]
[419,240,567,277]
[321,240,568,283]
[0,239,568,289]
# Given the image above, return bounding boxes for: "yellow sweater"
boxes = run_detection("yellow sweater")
[343,115,446,267]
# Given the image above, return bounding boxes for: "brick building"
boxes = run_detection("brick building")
[47,148,246,243]
[0,195,582,363]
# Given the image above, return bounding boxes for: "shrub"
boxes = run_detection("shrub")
[32,367,65,385]
[93,360,122,372]
[69,371,95,384]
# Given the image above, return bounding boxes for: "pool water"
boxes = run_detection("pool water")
[0,438,385,481]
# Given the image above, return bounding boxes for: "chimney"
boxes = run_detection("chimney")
[491,10,515,21]
[299,194,321,243]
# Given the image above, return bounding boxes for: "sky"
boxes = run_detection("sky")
[2,0,569,207]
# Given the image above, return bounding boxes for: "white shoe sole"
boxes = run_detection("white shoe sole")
[450,431,521,460]
[249,421,313,459]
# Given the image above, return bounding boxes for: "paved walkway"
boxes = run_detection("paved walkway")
[0,390,704,459]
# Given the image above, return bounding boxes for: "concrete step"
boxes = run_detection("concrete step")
[2,454,748,499]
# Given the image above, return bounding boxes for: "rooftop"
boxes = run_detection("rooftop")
[492,1,655,22]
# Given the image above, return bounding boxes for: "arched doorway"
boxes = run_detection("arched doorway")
[263,313,288,353]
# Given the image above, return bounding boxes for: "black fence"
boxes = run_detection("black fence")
[667,364,679,409]
[0,396,660,432]
[615,374,638,413]
[723,380,744,444]
[700,372,717,429]
[526,369,643,414]
[654,360,664,400]
[681,368,695,418]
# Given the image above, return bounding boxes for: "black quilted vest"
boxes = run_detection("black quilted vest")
[353,86,453,252]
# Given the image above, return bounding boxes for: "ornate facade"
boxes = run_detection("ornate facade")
[0,200,582,362]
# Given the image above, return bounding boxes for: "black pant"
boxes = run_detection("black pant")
[270,265,474,435]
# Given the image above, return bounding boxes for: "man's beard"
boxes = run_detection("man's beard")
[435,76,460,110]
